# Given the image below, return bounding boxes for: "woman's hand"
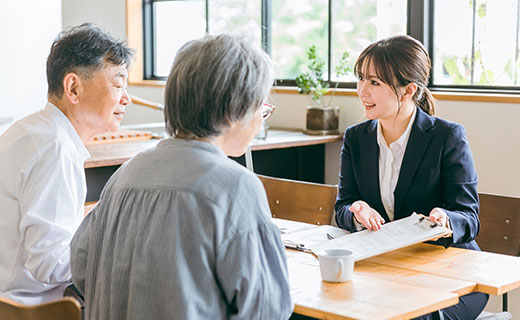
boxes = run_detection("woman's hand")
[349,200,385,231]
[428,207,452,240]
[428,207,449,228]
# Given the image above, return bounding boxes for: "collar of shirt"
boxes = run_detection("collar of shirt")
[376,106,417,151]
[158,138,228,159]
[45,102,90,162]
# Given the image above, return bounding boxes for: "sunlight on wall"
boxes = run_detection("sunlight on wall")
[0,0,61,134]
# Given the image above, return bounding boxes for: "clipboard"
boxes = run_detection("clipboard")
[310,212,452,261]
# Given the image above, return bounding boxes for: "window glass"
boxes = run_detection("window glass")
[271,0,329,79]
[209,0,261,47]
[331,0,407,82]
[433,0,520,87]
[154,0,261,77]
[154,1,206,77]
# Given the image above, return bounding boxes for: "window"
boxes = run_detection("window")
[270,0,329,80]
[144,0,406,85]
[330,0,406,82]
[147,0,260,79]
[432,0,520,90]
[153,1,206,77]
[141,0,520,93]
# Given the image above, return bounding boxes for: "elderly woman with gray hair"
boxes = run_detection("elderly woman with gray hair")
[70,34,293,320]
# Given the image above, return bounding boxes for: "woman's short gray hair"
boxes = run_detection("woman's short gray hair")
[164,34,274,138]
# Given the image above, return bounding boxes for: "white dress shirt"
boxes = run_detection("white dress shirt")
[377,107,416,221]
[0,102,90,305]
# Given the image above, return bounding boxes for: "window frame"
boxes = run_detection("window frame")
[131,0,520,95]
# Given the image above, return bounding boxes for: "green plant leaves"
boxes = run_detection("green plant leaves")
[335,51,352,78]
[296,44,350,105]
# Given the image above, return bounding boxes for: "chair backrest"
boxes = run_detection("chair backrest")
[477,193,520,256]
[258,174,337,225]
[0,296,81,320]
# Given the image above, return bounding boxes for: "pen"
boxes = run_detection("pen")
[430,221,442,228]
[283,240,308,252]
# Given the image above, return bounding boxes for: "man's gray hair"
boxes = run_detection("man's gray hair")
[164,34,274,138]
[47,23,134,99]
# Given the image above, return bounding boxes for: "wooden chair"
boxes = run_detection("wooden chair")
[0,296,81,320]
[476,192,520,312]
[258,174,337,225]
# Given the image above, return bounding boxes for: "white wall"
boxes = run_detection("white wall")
[435,99,520,198]
[62,0,126,39]
[0,0,62,134]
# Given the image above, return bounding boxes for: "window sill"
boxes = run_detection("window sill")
[128,81,520,104]
[272,86,520,104]
[129,79,166,87]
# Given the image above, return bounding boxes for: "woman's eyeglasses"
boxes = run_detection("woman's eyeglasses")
[262,103,276,120]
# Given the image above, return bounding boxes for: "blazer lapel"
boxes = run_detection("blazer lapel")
[394,109,434,218]
[358,121,389,222]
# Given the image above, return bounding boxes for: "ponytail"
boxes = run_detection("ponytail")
[416,86,435,116]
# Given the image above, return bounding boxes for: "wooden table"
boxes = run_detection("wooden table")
[288,243,520,319]
[365,243,520,296]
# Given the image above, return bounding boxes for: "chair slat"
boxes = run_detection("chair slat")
[258,175,337,226]
[0,296,81,320]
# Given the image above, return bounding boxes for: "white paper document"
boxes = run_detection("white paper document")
[272,217,319,234]
[281,225,350,249]
[309,212,452,261]
[271,218,349,252]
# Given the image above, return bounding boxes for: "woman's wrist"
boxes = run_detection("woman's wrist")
[352,213,361,224]
[351,210,364,231]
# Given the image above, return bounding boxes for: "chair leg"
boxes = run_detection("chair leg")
[432,310,444,320]
[502,292,508,312]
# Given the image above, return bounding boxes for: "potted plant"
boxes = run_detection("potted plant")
[296,45,351,135]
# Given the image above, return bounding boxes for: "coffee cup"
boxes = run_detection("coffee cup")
[317,249,354,282]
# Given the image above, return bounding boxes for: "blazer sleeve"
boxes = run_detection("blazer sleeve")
[437,124,480,246]
[335,127,361,232]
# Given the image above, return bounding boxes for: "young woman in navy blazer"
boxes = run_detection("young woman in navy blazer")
[335,35,487,320]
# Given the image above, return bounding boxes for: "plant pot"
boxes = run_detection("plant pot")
[304,105,340,135]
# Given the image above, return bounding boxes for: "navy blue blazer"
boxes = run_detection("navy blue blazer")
[335,107,481,250]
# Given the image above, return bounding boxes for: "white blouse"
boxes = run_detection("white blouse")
[376,107,417,221]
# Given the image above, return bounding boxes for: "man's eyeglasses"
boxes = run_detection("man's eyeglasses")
[262,103,276,120]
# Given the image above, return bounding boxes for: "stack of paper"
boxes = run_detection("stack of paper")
[272,218,349,252]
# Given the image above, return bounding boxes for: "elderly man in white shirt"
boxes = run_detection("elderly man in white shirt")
[0,23,133,305]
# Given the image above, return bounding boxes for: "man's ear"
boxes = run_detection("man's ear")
[400,82,418,102]
[62,72,82,104]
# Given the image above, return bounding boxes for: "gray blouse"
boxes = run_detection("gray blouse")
[71,139,293,319]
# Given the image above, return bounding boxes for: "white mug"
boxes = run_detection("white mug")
[317,249,355,282]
